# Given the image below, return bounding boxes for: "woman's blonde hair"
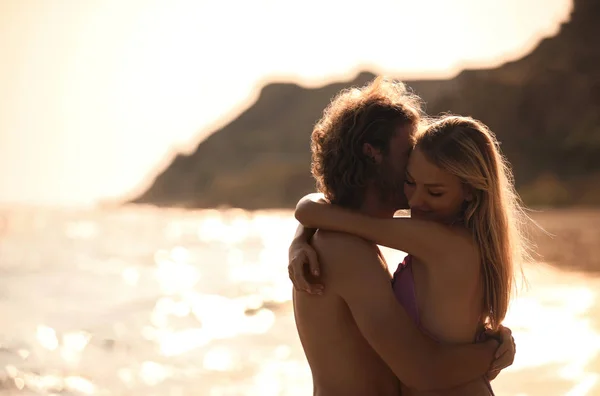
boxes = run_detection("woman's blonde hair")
[415,115,532,330]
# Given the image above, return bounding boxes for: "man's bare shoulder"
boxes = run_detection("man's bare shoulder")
[310,230,386,282]
[312,230,376,260]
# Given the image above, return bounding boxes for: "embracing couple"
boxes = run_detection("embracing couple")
[287,77,529,395]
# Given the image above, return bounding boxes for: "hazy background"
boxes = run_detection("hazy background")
[2,1,600,395]
[0,0,571,207]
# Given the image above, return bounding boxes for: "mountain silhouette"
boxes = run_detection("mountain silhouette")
[132,0,600,209]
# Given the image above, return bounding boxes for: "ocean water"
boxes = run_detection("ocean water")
[0,206,599,396]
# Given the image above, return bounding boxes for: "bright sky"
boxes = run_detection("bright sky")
[0,0,572,207]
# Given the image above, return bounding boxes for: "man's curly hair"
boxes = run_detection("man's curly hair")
[311,77,424,208]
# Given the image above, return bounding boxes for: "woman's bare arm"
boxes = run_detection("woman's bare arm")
[288,197,323,292]
[289,194,325,257]
[294,194,473,263]
[290,222,317,246]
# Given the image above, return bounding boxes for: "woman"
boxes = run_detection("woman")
[289,115,531,395]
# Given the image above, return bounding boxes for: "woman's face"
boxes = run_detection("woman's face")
[403,147,471,223]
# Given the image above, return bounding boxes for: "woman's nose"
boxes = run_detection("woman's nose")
[409,190,425,209]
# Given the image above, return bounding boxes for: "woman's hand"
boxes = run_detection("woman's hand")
[288,238,323,295]
[485,325,516,380]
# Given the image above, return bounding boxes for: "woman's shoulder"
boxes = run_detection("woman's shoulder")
[421,225,480,272]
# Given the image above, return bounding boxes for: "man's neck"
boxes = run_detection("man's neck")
[358,189,396,219]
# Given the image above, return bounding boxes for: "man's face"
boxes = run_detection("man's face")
[372,123,415,210]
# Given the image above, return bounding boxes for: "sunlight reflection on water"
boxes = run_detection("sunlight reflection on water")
[0,207,599,395]
[499,265,600,395]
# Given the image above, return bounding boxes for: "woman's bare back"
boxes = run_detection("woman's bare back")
[395,250,493,396]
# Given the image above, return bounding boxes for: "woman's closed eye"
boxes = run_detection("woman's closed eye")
[404,179,415,186]
[429,191,444,197]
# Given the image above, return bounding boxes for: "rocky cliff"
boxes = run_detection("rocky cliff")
[132,0,600,209]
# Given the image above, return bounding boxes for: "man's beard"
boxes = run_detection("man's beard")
[373,158,406,210]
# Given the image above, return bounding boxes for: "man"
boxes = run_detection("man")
[288,77,514,395]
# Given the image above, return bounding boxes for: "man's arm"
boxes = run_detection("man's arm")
[313,231,497,391]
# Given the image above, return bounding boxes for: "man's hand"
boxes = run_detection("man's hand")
[485,325,516,380]
[288,240,323,294]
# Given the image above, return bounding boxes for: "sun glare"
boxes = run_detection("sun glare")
[0,0,572,206]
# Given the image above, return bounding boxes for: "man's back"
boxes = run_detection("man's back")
[293,230,401,396]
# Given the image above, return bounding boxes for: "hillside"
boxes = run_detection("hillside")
[132,0,600,209]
